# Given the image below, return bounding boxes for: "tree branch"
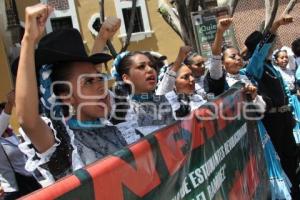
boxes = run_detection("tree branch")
[100,0,105,23]
[158,0,182,38]
[229,0,239,16]
[188,0,201,12]
[282,0,298,15]
[264,0,271,28]
[264,0,279,32]
[199,0,207,10]
[120,0,137,53]
[175,0,197,49]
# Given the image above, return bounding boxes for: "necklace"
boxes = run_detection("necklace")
[67,118,104,129]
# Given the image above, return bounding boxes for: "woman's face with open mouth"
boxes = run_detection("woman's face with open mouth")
[124,54,157,94]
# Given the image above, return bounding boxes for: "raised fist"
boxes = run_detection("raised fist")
[24,3,53,43]
[217,18,233,32]
[177,46,193,62]
[277,15,293,26]
[244,84,257,100]
[98,16,121,41]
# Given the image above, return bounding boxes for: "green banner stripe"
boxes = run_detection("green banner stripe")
[147,136,171,181]
[56,169,95,200]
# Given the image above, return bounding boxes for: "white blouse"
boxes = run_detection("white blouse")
[274,66,295,91]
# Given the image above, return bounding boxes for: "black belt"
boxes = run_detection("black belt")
[268,105,290,113]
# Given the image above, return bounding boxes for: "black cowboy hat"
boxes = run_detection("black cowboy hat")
[35,28,112,67]
[243,31,263,60]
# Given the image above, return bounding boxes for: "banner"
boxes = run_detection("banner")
[22,83,269,200]
[191,6,238,57]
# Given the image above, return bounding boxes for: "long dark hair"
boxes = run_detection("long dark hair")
[221,45,237,61]
[273,49,287,62]
[111,51,155,124]
[50,62,75,117]
[292,38,300,57]
[115,51,149,78]
[0,102,6,112]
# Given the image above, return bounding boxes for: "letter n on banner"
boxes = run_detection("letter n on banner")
[155,123,192,176]
[86,140,161,200]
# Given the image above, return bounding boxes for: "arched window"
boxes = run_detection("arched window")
[88,13,101,36]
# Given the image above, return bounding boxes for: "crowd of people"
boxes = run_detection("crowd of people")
[1,2,300,199]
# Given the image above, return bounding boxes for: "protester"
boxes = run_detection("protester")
[110,51,176,139]
[241,15,300,199]
[3,2,300,199]
[291,81,300,145]
[206,16,293,199]
[184,52,208,98]
[206,17,265,108]
[165,64,206,119]
[292,38,300,145]
[16,3,128,182]
[0,91,41,200]
[272,47,296,93]
[157,46,208,98]
[293,37,300,81]
[292,37,300,65]
[155,45,209,118]
[156,46,192,95]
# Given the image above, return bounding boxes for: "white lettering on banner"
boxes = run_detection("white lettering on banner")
[200,145,225,180]
[191,192,207,200]
[224,124,247,155]
[170,123,247,200]
[206,165,226,200]
[188,145,225,189]
[196,192,207,200]
[171,177,192,200]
